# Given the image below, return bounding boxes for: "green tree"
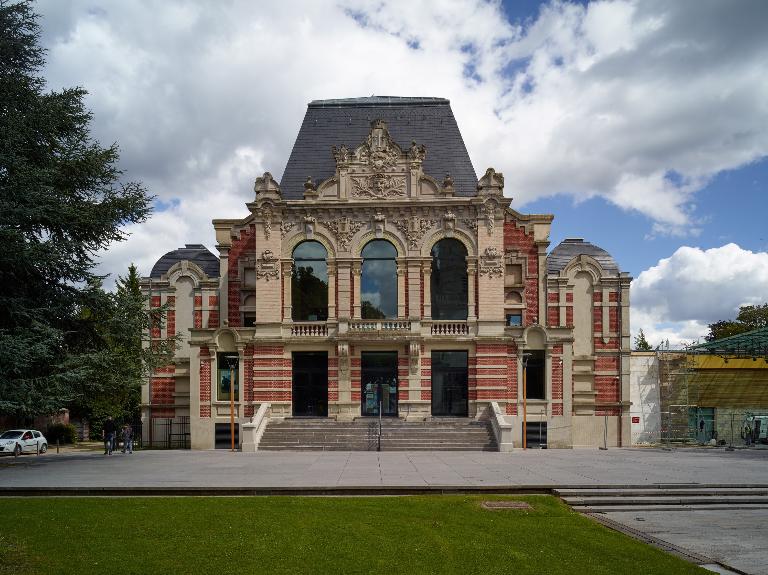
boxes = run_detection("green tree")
[0,2,152,417]
[633,328,653,351]
[706,304,768,341]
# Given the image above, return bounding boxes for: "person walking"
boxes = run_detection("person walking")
[121,424,134,454]
[103,416,116,455]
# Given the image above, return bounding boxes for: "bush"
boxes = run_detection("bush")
[46,423,78,444]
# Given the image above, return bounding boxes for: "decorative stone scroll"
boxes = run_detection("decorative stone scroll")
[479,246,503,278]
[394,216,437,250]
[325,216,364,251]
[261,206,273,240]
[443,211,456,237]
[256,249,279,281]
[409,341,420,375]
[484,200,497,236]
[303,214,316,237]
[280,221,295,238]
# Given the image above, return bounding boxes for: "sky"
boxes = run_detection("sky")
[35,0,768,347]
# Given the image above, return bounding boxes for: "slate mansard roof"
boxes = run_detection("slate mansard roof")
[150,244,220,279]
[547,238,619,276]
[280,96,478,199]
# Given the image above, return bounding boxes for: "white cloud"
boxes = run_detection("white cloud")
[35,0,768,285]
[631,243,768,347]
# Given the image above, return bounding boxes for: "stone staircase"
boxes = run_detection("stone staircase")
[555,485,768,512]
[258,417,498,451]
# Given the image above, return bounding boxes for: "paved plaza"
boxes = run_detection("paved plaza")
[1,446,766,489]
[2,447,767,574]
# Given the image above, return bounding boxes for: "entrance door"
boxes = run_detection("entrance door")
[361,352,398,416]
[292,352,328,417]
[431,351,468,416]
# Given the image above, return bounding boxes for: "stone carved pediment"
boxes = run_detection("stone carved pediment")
[331,119,427,200]
[325,216,364,251]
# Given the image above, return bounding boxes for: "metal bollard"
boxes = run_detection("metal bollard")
[57,438,60,454]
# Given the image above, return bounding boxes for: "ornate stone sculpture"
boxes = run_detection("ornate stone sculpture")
[479,246,503,278]
[351,174,406,199]
[394,216,437,250]
[280,221,295,238]
[325,216,364,251]
[256,249,279,281]
[261,206,273,240]
[484,201,496,236]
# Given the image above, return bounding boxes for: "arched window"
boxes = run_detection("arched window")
[431,239,467,320]
[361,240,397,319]
[292,241,328,321]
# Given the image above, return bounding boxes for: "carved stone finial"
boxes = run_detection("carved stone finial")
[408,140,426,167]
[477,167,505,197]
[332,144,350,168]
[443,173,454,189]
[254,172,281,199]
[303,176,318,200]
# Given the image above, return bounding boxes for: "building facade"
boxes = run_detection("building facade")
[141,97,632,450]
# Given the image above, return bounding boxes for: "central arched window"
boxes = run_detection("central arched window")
[361,240,397,319]
[292,241,328,321]
[431,238,467,320]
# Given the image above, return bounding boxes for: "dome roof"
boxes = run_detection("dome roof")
[149,244,219,279]
[547,238,619,276]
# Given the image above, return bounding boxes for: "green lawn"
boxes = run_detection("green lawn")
[0,495,706,575]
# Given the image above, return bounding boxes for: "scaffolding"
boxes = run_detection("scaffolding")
[655,327,768,446]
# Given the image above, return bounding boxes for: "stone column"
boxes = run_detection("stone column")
[352,261,362,319]
[327,261,337,320]
[218,246,229,326]
[421,260,432,319]
[281,261,292,321]
[396,260,406,319]
[467,260,477,321]
[336,261,351,319]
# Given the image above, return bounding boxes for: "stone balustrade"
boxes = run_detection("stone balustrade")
[290,322,328,337]
[349,320,412,332]
[430,321,470,336]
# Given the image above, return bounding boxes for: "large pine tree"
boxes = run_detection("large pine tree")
[0,1,152,416]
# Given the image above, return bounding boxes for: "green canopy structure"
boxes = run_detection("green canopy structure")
[689,327,768,361]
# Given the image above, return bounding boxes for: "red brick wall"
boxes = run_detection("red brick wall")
[420,355,431,401]
[199,347,211,418]
[243,344,254,417]
[506,344,518,415]
[208,295,219,329]
[351,356,361,402]
[252,345,290,402]
[503,221,539,325]
[194,295,202,329]
[227,225,256,327]
[328,355,339,402]
[151,365,175,417]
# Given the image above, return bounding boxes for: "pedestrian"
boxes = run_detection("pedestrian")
[103,416,116,455]
[744,423,753,447]
[121,424,133,454]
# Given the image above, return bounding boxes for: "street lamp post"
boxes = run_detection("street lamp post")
[522,353,531,450]
[228,356,238,452]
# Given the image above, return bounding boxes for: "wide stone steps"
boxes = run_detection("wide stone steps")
[259,418,497,451]
[556,486,768,513]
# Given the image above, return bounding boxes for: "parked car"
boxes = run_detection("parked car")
[0,429,48,456]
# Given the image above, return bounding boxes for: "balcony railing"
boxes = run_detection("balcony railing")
[290,322,328,337]
[349,320,411,332]
[430,321,470,336]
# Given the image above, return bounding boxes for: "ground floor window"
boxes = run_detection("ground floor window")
[361,351,398,416]
[431,351,468,417]
[292,351,328,417]
[525,350,545,400]
[217,353,239,401]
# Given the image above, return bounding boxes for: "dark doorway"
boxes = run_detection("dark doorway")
[361,352,398,416]
[431,351,469,416]
[525,350,545,400]
[292,352,328,417]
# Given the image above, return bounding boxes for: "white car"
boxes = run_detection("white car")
[0,429,48,456]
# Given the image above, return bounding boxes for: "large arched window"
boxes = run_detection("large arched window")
[292,241,328,321]
[431,239,467,320]
[361,240,397,319]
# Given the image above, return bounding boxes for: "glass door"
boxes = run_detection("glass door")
[431,351,469,416]
[292,352,328,417]
[361,352,398,416]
